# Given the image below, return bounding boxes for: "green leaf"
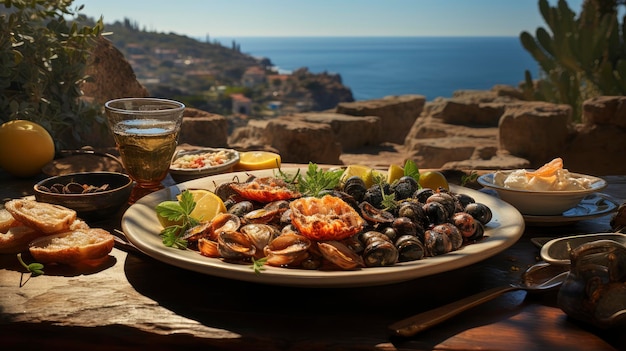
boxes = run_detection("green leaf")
[155,200,185,221]
[403,159,420,181]
[17,253,44,276]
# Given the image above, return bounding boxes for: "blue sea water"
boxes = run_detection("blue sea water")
[215,36,539,101]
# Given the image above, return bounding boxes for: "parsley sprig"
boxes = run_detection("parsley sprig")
[281,162,343,197]
[155,190,199,249]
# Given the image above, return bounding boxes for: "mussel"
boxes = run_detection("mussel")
[342,176,367,202]
[395,235,425,262]
[217,231,256,260]
[464,202,492,225]
[264,233,311,267]
[317,240,365,270]
[362,239,399,267]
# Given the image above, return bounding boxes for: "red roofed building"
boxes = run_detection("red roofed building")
[231,93,252,115]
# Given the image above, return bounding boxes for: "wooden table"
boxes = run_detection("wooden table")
[1,168,625,351]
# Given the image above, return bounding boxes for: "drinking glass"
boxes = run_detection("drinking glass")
[105,98,185,203]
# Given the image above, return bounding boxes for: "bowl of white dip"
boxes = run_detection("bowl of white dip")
[477,169,607,215]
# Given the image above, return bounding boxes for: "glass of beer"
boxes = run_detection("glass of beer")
[105,98,185,203]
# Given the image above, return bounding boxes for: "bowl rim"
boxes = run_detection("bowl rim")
[34,171,133,197]
[477,171,607,195]
[169,147,240,174]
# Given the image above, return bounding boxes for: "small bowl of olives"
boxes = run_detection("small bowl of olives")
[34,172,133,219]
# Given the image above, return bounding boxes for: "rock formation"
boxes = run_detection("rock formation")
[81,38,626,176]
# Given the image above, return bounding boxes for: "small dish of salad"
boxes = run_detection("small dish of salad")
[170,148,240,182]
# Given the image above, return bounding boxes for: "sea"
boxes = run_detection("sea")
[214,36,539,101]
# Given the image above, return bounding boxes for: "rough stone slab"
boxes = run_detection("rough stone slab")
[498,102,571,167]
[180,110,228,148]
[336,94,425,143]
[297,112,381,150]
[582,96,626,128]
[407,136,498,169]
[265,119,342,164]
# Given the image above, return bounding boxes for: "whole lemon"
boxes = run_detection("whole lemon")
[0,120,55,177]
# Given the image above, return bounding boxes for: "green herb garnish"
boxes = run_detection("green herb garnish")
[295,162,343,197]
[17,253,44,276]
[461,170,479,187]
[250,257,268,274]
[155,190,199,249]
[403,159,420,183]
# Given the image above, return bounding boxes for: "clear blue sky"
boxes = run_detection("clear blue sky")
[75,0,584,38]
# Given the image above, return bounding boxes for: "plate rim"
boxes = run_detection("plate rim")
[121,167,525,287]
[522,193,619,225]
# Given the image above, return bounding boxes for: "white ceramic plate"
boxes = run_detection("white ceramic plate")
[121,168,525,287]
[523,193,619,226]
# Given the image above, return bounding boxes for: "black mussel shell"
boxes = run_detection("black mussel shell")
[465,202,492,225]
[422,201,449,225]
[413,188,435,203]
[395,235,425,262]
[342,176,367,202]
[424,229,453,256]
[363,240,399,267]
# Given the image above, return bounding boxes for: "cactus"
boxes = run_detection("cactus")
[520,0,626,121]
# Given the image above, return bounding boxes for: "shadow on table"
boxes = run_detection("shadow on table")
[121,252,539,348]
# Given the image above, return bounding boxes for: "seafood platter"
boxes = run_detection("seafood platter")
[122,165,525,287]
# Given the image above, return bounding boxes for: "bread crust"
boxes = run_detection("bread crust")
[29,228,115,264]
[0,226,43,254]
[5,199,76,234]
[0,208,21,233]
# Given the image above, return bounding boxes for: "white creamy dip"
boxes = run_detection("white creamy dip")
[493,169,593,191]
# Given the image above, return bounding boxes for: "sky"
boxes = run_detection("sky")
[73,0,585,38]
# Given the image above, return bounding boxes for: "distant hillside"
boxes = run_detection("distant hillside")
[97,19,354,117]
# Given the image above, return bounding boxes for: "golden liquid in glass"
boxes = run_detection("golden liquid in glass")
[112,120,178,188]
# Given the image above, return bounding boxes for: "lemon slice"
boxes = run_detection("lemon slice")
[387,164,405,184]
[418,171,449,191]
[182,189,227,222]
[236,151,281,171]
[341,164,376,188]
[157,189,226,227]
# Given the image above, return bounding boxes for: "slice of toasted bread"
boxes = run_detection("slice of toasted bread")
[29,228,115,264]
[5,199,76,234]
[0,225,44,254]
[0,208,21,233]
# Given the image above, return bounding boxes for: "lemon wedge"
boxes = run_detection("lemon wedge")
[182,189,226,222]
[387,164,405,184]
[341,164,376,188]
[236,151,281,171]
[418,171,449,191]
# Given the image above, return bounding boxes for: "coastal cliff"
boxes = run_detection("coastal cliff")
[81,34,626,176]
